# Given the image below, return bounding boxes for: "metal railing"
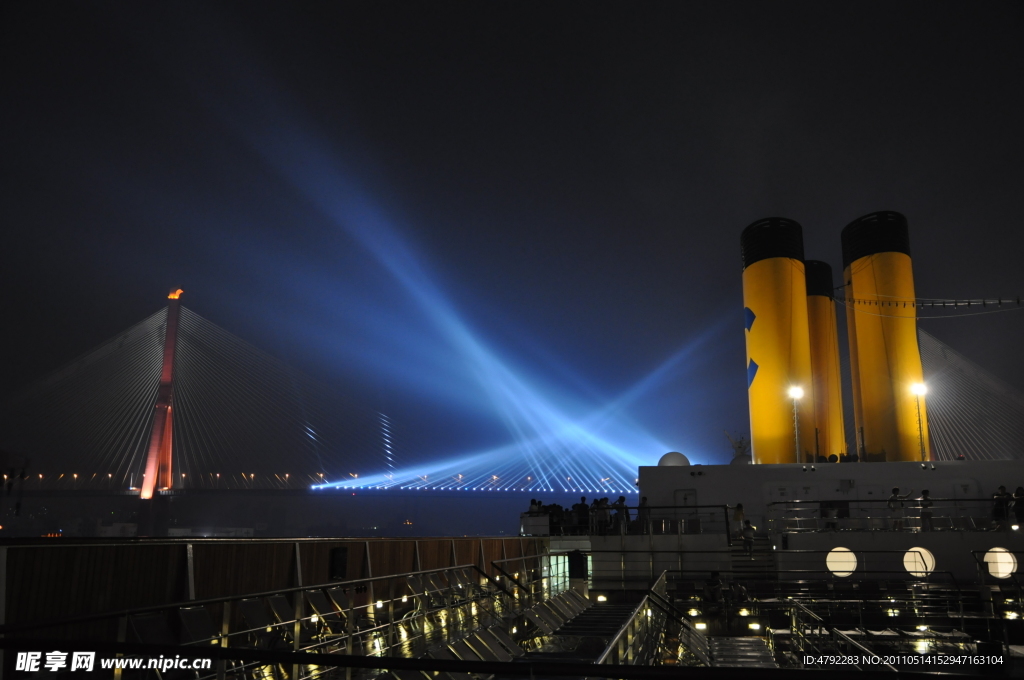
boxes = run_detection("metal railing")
[593,572,668,667]
[0,563,513,680]
[522,504,733,542]
[789,600,897,672]
[768,497,1022,533]
[489,552,564,612]
[970,548,1024,616]
[645,584,709,666]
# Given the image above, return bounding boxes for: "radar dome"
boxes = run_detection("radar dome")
[658,451,690,467]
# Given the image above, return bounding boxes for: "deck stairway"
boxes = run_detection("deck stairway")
[729,536,776,579]
[707,636,778,668]
[521,592,644,663]
[425,590,644,668]
[553,602,639,637]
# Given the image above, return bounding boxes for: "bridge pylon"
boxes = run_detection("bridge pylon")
[140,289,182,500]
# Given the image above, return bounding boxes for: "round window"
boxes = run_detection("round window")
[984,548,1018,579]
[826,547,857,577]
[903,547,935,577]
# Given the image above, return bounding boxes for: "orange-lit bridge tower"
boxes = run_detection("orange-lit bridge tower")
[140,289,183,499]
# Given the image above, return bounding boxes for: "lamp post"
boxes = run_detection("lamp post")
[788,386,804,462]
[911,383,927,462]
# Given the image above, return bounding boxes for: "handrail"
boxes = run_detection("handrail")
[525,504,733,542]
[490,553,549,610]
[594,571,667,667]
[789,600,897,672]
[968,549,1024,609]
[593,599,650,665]
[789,600,823,623]
[0,562,491,635]
[767,497,1009,505]
[644,596,710,667]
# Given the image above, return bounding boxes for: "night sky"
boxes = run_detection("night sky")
[3,2,1023,470]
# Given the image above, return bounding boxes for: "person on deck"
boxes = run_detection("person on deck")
[992,486,1012,531]
[741,520,755,557]
[732,503,745,538]
[888,487,914,531]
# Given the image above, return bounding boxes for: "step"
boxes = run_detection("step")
[707,636,778,668]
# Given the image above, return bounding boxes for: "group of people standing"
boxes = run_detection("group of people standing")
[886,486,1024,531]
[526,496,651,535]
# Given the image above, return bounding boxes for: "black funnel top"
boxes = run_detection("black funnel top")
[741,217,805,269]
[804,260,834,298]
[841,211,910,269]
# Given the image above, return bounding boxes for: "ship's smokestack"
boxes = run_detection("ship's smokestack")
[741,218,814,464]
[841,211,930,461]
[804,260,847,462]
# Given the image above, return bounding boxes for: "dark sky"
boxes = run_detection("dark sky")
[3,1,1023,468]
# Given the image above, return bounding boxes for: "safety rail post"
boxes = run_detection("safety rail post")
[113,615,127,680]
[723,506,732,547]
[218,601,230,680]
[387,578,395,657]
[445,573,454,644]
[291,593,302,680]
[344,593,354,680]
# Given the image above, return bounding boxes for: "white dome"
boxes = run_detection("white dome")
[658,451,690,467]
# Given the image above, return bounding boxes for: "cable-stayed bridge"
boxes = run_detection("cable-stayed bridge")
[919,329,1024,461]
[0,295,380,492]
[1,299,1022,497]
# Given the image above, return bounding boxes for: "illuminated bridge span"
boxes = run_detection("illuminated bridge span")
[0,294,644,495]
[0,293,380,492]
[1,299,1022,496]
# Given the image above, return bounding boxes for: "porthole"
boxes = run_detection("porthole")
[826,547,857,577]
[984,548,1017,579]
[903,547,935,577]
